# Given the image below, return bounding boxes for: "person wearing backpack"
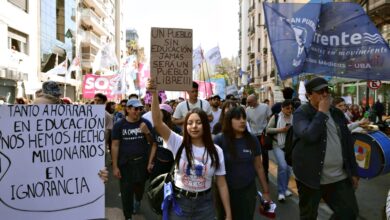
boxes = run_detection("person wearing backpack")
[293,77,359,220]
[266,100,293,202]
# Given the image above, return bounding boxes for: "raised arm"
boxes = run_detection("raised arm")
[147,78,172,142]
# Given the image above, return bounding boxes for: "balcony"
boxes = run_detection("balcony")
[248,5,255,14]
[80,30,102,48]
[248,26,255,36]
[249,52,255,60]
[247,46,252,54]
[7,49,32,75]
[81,53,96,69]
[368,0,390,26]
[83,0,109,18]
[81,8,109,37]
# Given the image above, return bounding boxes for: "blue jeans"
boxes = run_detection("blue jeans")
[169,190,215,220]
[273,146,291,194]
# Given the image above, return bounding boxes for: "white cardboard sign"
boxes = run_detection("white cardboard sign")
[0,105,105,220]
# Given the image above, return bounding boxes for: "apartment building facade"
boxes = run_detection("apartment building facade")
[239,0,308,102]
[0,0,40,103]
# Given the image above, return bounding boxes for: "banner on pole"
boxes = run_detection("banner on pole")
[264,2,390,80]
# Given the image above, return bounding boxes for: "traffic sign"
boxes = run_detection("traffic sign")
[367,80,382,90]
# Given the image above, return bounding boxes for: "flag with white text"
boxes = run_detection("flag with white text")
[263,2,390,80]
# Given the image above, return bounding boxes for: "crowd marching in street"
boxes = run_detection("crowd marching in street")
[12,77,390,220]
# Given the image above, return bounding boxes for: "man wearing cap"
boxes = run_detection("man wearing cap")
[292,77,359,219]
[111,99,156,220]
[172,81,213,126]
[33,81,62,104]
[209,94,222,132]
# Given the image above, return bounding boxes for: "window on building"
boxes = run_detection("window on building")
[8,0,28,12]
[8,28,28,54]
[258,38,261,52]
[56,0,65,42]
[258,13,261,25]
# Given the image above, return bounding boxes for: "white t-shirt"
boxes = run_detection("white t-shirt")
[166,131,226,192]
[142,111,153,126]
[173,99,212,120]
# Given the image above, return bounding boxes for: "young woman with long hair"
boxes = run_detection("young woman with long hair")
[147,79,232,220]
[214,106,271,219]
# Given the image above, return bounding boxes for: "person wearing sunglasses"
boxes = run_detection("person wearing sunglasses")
[293,77,359,219]
[111,98,157,220]
[147,79,232,220]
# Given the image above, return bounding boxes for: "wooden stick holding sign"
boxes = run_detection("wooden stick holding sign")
[150,27,193,91]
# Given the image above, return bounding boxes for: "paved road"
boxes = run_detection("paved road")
[104,155,390,220]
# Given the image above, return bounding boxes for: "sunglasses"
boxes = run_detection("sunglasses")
[133,107,143,111]
[313,87,330,94]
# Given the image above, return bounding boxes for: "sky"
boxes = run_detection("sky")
[123,0,239,60]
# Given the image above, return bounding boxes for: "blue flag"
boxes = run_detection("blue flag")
[264,2,390,80]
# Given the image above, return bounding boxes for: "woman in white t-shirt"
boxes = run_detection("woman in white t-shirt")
[147,79,232,220]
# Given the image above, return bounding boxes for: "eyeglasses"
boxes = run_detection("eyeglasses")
[313,87,330,94]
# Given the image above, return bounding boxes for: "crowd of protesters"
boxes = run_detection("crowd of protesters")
[9,78,390,220]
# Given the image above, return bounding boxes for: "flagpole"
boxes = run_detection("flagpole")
[203,59,212,97]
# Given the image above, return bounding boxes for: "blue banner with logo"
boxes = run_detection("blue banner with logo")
[264,2,390,80]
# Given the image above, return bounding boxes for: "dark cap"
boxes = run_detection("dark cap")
[211,94,221,100]
[305,77,328,93]
[226,94,235,100]
[42,81,62,98]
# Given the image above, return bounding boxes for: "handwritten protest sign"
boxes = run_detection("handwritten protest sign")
[0,105,105,220]
[150,27,193,91]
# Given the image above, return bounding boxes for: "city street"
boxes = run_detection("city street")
[104,155,390,220]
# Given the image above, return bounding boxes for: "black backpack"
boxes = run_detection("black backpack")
[283,104,313,166]
[283,126,295,166]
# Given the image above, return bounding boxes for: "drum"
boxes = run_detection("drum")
[353,131,390,179]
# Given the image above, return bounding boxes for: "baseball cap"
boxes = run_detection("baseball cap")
[211,94,221,100]
[305,77,328,93]
[42,81,62,98]
[159,104,173,114]
[126,99,143,107]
